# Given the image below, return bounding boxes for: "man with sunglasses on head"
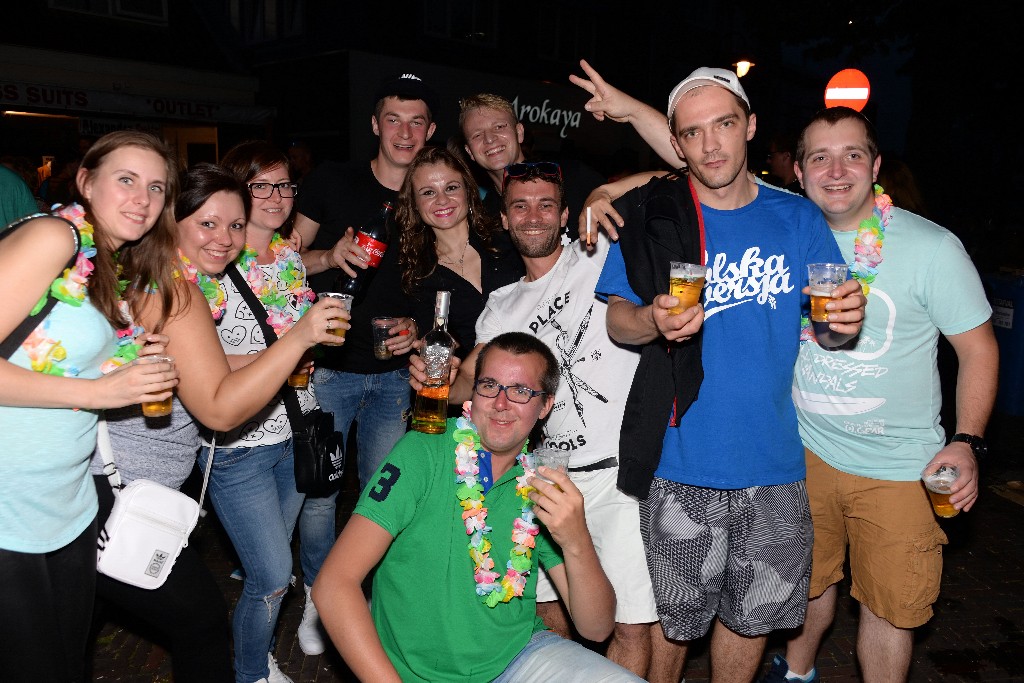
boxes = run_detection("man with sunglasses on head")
[459,93,604,233]
[313,332,644,683]
[288,72,436,657]
[408,161,669,678]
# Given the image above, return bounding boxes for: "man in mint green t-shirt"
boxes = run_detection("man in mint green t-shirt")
[763,108,999,683]
[312,332,643,682]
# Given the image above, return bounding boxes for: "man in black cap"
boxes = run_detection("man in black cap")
[290,71,438,658]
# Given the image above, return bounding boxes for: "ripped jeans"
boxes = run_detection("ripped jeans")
[199,439,304,683]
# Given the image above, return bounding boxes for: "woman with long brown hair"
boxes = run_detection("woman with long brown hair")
[0,130,180,682]
[396,146,523,358]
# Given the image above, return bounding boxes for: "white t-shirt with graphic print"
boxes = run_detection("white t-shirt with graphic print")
[202,262,316,449]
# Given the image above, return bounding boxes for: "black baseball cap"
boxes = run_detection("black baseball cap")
[374,72,440,121]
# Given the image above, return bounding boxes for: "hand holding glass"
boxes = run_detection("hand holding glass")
[138,355,174,417]
[922,465,960,518]
[807,263,849,348]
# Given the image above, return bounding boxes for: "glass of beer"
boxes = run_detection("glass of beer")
[138,354,174,418]
[320,292,353,340]
[807,263,849,348]
[668,261,707,314]
[922,464,960,518]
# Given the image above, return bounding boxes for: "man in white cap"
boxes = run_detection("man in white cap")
[592,67,866,682]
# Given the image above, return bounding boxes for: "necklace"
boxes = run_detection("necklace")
[437,238,470,274]
[454,401,539,608]
[236,233,316,336]
[176,250,228,320]
[849,184,892,295]
[19,203,142,376]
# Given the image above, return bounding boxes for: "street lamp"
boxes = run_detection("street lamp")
[733,60,755,78]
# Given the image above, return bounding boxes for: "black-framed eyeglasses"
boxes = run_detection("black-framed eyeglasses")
[502,161,562,192]
[248,182,299,199]
[473,378,547,404]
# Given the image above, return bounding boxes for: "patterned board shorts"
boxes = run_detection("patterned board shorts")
[640,477,813,641]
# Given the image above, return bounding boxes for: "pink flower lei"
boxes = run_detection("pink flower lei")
[454,402,540,608]
[850,184,892,295]
[20,203,142,376]
[236,233,315,336]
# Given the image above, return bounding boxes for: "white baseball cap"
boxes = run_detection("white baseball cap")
[666,67,750,118]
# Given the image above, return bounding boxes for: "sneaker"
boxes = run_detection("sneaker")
[229,567,245,581]
[297,584,326,656]
[266,653,294,683]
[759,655,819,683]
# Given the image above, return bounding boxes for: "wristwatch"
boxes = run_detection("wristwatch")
[950,433,988,459]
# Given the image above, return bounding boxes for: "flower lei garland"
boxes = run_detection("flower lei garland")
[176,250,228,320]
[849,184,891,295]
[454,402,540,608]
[20,203,142,376]
[236,233,315,336]
[800,184,892,343]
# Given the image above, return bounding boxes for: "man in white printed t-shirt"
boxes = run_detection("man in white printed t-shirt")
[409,161,670,679]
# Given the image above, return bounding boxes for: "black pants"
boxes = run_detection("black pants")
[92,475,233,682]
[0,516,98,683]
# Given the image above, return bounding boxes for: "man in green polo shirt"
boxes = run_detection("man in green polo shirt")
[313,332,643,682]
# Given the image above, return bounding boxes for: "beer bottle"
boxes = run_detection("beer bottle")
[333,201,394,303]
[411,291,455,434]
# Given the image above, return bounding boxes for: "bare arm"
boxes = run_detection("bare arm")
[925,321,999,512]
[605,294,704,345]
[570,59,681,167]
[140,283,348,431]
[0,218,178,409]
[312,515,401,683]
[530,471,615,641]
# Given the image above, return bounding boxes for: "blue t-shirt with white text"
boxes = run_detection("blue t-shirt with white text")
[595,184,842,488]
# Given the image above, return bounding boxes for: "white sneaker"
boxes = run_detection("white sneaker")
[297,584,326,656]
[265,653,294,683]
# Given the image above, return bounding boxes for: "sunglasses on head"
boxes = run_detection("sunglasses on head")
[502,161,562,192]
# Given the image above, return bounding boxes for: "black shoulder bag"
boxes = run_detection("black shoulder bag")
[225,266,344,496]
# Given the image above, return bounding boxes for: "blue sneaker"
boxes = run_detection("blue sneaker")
[229,567,245,581]
[759,655,819,683]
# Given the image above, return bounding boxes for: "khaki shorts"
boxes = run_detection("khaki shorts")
[805,449,948,628]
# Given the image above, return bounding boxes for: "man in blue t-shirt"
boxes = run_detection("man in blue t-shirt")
[593,68,865,683]
[761,109,998,683]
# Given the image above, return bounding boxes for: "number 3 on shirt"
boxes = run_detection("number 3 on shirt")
[369,463,401,502]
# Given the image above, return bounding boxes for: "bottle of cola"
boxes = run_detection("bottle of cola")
[333,201,394,302]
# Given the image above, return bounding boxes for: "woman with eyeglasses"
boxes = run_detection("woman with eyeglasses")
[87,163,346,683]
[396,146,524,359]
[202,140,336,683]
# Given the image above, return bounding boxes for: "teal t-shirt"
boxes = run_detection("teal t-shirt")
[0,296,115,552]
[354,420,563,682]
[793,208,992,480]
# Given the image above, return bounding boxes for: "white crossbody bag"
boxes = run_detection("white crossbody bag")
[95,418,214,590]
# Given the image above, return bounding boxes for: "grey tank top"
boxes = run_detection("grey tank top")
[89,397,201,490]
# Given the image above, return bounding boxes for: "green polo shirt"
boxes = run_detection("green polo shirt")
[355,420,563,682]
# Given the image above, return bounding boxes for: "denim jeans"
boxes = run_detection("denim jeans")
[198,440,305,683]
[298,368,411,587]
[493,630,646,682]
